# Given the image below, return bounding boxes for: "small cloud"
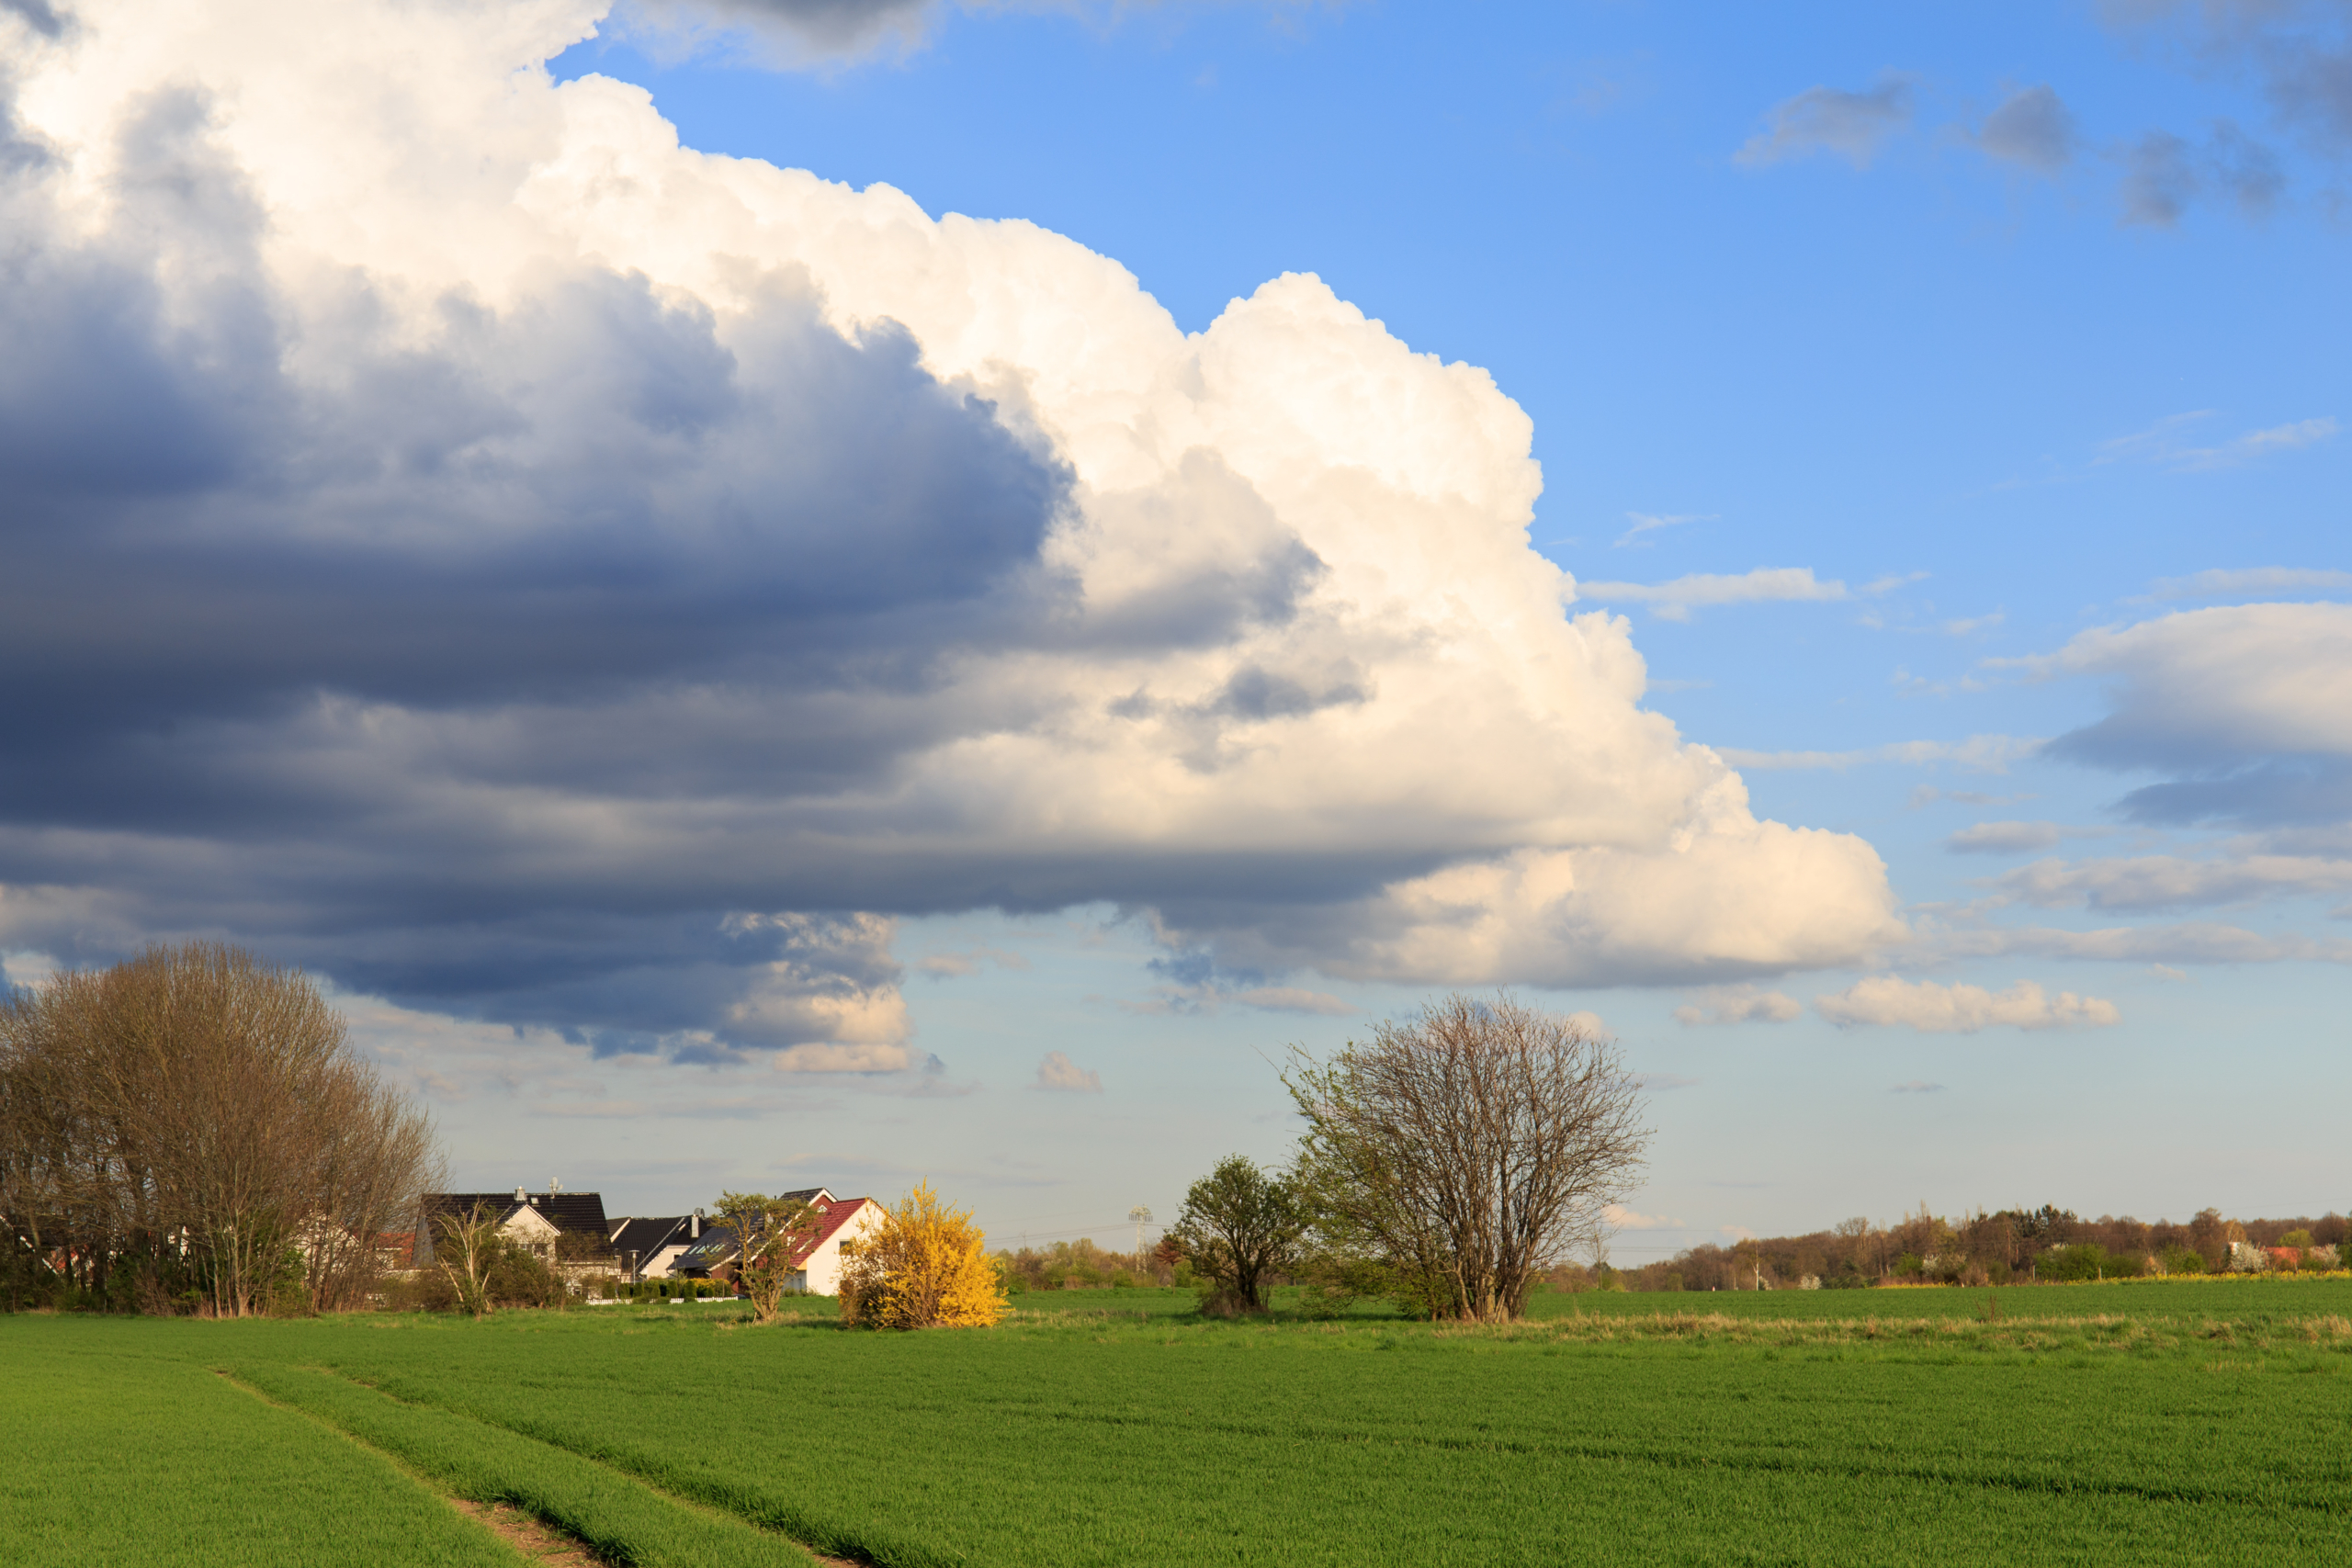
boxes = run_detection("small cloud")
[1942,612,2005,637]
[1722,734,2041,773]
[1230,986,1355,1016]
[413,1066,464,1103]
[1863,571,1931,595]
[1974,84,2076,172]
[2147,964,2189,981]
[1890,1080,1944,1094]
[773,1042,921,1074]
[1815,976,2121,1033]
[1634,1072,1701,1091]
[1945,820,2111,854]
[2153,567,2352,599]
[2171,417,2337,471]
[2093,409,2338,477]
[1604,1203,1687,1230]
[1909,786,2032,809]
[1614,511,1713,547]
[1673,985,1802,1025]
[1737,74,1916,168]
[2208,119,2285,219]
[2117,121,2290,228]
[915,945,1030,978]
[1035,1050,1102,1093]
[1719,1224,1758,1241]
[1577,567,1847,622]
[2,950,59,988]
[2120,129,2199,226]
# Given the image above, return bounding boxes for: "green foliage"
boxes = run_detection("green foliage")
[1170,1153,1303,1314]
[2280,1229,2315,1250]
[2037,1244,2143,1283]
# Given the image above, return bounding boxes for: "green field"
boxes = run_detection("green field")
[7,1281,2352,1566]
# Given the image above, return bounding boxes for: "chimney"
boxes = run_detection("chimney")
[549,1178,561,1193]
[690,1211,701,1239]
[514,1185,526,1202]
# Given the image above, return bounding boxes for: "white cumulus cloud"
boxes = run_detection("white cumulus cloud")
[1673,985,1802,1025]
[1575,567,1847,622]
[1815,976,2120,1033]
[0,0,1902,1061]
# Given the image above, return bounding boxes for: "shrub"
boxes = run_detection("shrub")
[839,1181,1006,1330]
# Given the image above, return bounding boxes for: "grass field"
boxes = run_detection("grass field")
[8,1280,2352,1566]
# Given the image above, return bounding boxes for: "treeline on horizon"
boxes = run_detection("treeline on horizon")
[1612,1205,2352,1292]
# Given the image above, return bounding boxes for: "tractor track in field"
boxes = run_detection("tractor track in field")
[219,1367,866,1568]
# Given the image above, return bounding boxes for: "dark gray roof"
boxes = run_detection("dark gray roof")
[670,1189,836,1274]
[610,1216,692,1259]
[423,1191,610,1237]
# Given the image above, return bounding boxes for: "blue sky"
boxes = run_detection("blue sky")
[2,0,2346,1259]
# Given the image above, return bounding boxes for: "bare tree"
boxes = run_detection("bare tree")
[1286,993,1649,1323]
[434,1201,503,1318]
[0,942,441,1314]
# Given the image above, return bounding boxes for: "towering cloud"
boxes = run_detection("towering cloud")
[0,0,1900,1067]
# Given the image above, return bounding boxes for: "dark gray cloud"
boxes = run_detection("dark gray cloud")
[622,0,938,61]
[2120,128,2199,223]
[2208,118,2288,212]
[2101,0,2352,152]
[2036,605,2352,829]
[1736,74,1915,169]
[0,85,1060,1041]
[1975,84,2077,171]
[0,0,64,39]
[2111,122,2282,224]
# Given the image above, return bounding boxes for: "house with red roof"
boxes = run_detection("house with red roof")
[671,1188,883,1296]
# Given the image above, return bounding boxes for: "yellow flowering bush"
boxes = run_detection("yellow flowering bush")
[838,1180,1007,1329]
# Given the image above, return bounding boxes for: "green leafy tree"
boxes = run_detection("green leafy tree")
[1170,1156,1302,1315]
[713,1190,824,1323]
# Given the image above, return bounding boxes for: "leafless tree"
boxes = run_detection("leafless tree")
[0,942,441,1315]
[434,1201,503,1318]
[1286,992,1650,1323]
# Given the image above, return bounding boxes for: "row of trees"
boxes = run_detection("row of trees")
[995,1237,1171,1292]
[1630,1204,2352,1292]
[1,943,441,1315]
[1170,994,1649,1323]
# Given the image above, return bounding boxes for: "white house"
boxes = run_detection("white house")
[789,1195,885,1296]
[666,1188,885,1295]
[416,1186,608,1266]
